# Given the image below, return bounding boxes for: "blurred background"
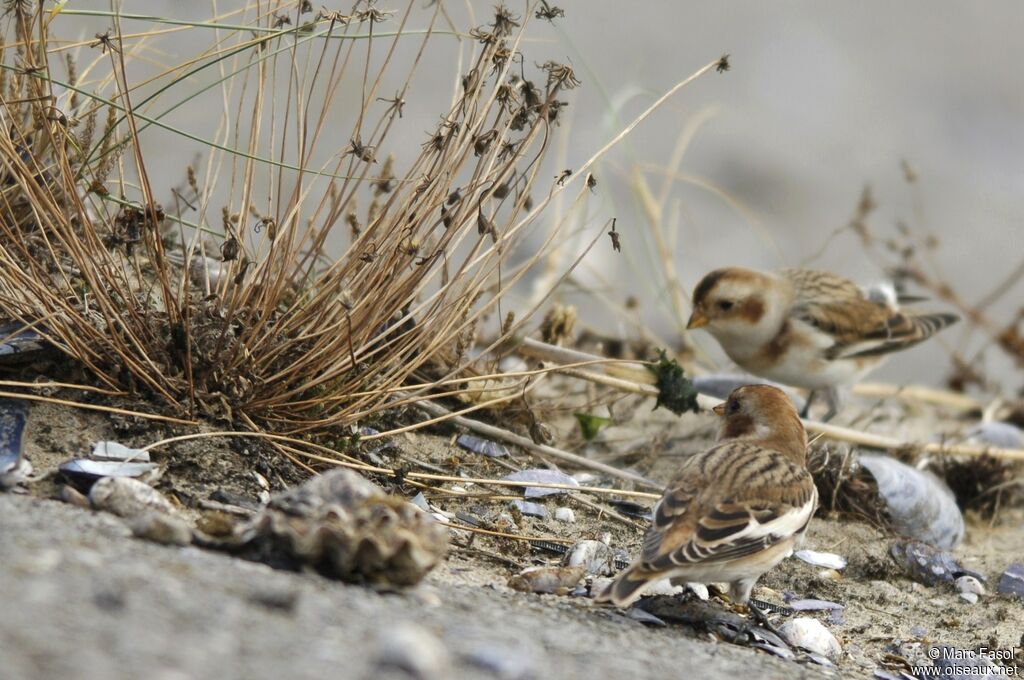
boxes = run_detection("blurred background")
[57,1,1024,391]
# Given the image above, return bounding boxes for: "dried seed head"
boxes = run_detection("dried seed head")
[492,5,520,36]
[220,237,240,262]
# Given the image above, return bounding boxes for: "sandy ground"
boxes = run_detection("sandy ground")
[0,492,829,680]
[2,391,1023,680]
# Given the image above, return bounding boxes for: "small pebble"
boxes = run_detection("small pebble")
[955,575,985,596]
[959,592,979,604]
[997,562,1024,599]
[128,512,192,546]
[779,617,842,661]
[89,477,177,519]
[57,484,90,508]
[376,623,451,679]
[508,565,584,594]
[553,507,575,523]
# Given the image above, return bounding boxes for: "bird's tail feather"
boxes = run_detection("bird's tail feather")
[594,566,652,608]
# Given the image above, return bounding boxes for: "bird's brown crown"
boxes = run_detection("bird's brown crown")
[715,384,807,462]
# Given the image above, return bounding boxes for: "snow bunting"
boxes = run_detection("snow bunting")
[596,384,817,608]
[686,267,959,419]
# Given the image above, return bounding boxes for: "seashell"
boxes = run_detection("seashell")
[778,617,842,661]
[967,421,1024,449]
[786,598,844,613]
[563,540,615,576]
[507,565,584,594]
[456,434,509,458]
[510,499,547,518]
[692,373,806,412]
[229,469,447,586]
[859,453,964,549]
[59,459,159,485]
[376,622,451,680]
[0,398,30,491]
[553,507,575,523]
[502,469,578,498]
[0,322,47,363]
[794,550,847,570]
[91,440,151,463]
[627,608,666,627]
[128,512,192,546]
[89,477,178,518]
[955,575,985,596]
[889,540,980,586]
[996,562,1024,599]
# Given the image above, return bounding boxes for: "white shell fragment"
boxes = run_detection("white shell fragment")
[859,453,964,549]
[91,441,151,463]
[376,623,451,679]
[59,459,158,481]
[502,469,579,498]
[553,507,575,523]
[955,575,985,596]
[794,550,847,570]
[563,540,616,576]
[779,617,842,661]
[89,477,177,519]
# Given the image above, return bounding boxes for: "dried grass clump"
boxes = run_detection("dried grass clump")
[0,1,580,438]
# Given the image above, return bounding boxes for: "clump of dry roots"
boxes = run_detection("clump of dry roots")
[0,1,582,441]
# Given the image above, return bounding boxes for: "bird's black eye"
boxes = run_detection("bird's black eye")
[717,300,734,311]
[726,398,741,414]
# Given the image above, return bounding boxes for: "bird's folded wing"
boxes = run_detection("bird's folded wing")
[640,453,816,572]
[780,268,956,359]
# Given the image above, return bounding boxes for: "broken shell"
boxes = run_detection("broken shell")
[228,469,447,586]
[955,575,985,596]
[456,434,509,458]
[502,469,578,498]
[0,398,30,491]
[778,617,842,661]
[859,453,964,549]
[510,499,547,518]
[967,421,1024,449]
[128,512,192,546]
[959,592,979,604]
[563,540,615,576]
[91,441,150,463]
[59,459,159,485]
[889,540,979,586]
[507,565,585,594]
[553,507,575,523]
[89,477,178,518]
[996,562,1024,599]
[0,322,47,362]
[794,550,847,570]
[786,598,844,613]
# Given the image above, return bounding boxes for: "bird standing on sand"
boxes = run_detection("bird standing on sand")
[596,385,817,608]
[686,267,959,419]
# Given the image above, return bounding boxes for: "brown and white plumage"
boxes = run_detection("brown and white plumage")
[595,385,817,608]
[686,267,959,418]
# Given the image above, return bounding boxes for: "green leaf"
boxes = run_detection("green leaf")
[574,412,611,441]
[648,349,699,415]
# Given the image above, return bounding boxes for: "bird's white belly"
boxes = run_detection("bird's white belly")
[722,334,883,389]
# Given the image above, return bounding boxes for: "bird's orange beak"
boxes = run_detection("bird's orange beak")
[686,308,709,329]
[712,402,726,416]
